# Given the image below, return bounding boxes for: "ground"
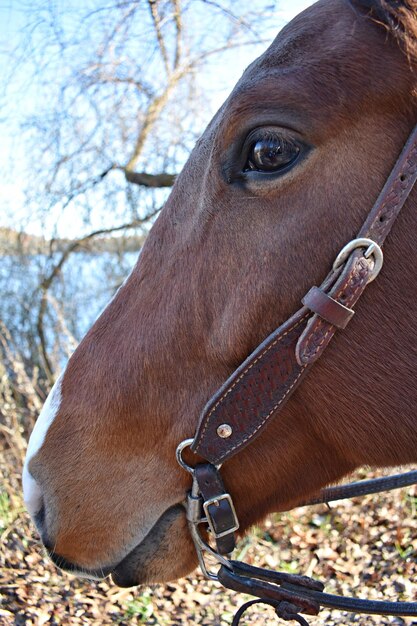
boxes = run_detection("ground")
[1,445,417,625]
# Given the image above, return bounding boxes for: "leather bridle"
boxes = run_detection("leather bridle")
[176,123,417,624]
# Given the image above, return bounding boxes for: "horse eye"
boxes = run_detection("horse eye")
[245,135,300,173]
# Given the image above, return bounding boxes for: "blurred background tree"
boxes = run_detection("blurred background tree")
[0,0,287,402]
[0,0,313,461]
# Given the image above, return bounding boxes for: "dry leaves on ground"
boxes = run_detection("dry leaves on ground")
[2,442,417,626]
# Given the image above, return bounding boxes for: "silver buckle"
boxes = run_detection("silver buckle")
[203,493,240,539]
[332,237,383,282]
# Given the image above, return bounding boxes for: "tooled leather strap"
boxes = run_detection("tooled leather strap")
[296,252,373,364]
[191,123,417,464]
[191,308,311,464]
[297,123,417,364]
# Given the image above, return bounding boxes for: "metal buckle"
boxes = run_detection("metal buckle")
[203,493,240,539]
[177,440,236,580]
[185,476,234,581]
[332,237,383,282]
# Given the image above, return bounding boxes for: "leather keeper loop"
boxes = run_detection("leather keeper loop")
[302,286,354,329]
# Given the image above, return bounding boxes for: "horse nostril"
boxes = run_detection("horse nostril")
[34,503,46,534]
[33,505,56,553]
[22,467,55,551]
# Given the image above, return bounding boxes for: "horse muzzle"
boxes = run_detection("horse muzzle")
[111,503,192,587]
[38,503,192,586]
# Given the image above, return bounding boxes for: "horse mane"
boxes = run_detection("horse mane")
[350,0,417,63]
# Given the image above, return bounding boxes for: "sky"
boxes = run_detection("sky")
[0,0,315,238]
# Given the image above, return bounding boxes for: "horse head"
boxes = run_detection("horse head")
[23,0,417,587]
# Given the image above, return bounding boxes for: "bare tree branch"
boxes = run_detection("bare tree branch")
[37,211,160,383]
[148,0,171,76]
[1,0,277,388]
[124,77,180,173]
[172,0,182,69]
[123,170,176,187]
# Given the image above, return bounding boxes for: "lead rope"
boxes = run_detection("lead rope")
[297,468,417,507]
[231,599,310,626]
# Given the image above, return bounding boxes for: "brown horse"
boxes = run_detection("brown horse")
[23,0,417,588]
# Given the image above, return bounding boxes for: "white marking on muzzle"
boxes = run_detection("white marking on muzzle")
[22,372,64,519]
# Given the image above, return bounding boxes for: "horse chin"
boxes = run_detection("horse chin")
[111,504,198,587]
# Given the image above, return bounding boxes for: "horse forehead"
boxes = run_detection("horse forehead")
[252,0,401,86]
[228,1,361,115]
[257,0,350,68]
